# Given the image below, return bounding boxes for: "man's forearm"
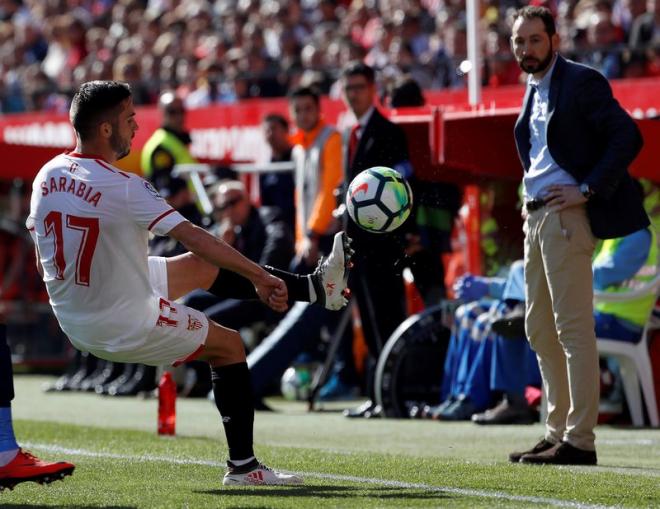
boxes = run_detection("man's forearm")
[171,221,264,282]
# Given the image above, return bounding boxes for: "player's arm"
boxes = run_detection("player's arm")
[168,220,288,310]
[33,245,44,278]
[26,224,44,278]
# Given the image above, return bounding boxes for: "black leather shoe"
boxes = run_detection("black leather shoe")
[343,400,382,418]
[520,441,597,465]
[491,303,526,339]
[472,398,537,425]
[509,438,556,463]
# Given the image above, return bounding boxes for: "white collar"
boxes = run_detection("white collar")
[355,106,375,130]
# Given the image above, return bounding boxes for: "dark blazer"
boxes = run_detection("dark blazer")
[342,108,411,263]
[514,55,649,239]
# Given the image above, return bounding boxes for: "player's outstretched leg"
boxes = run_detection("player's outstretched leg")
[0,449,75,491]
[204,231,354,310]
[309,231,354,310]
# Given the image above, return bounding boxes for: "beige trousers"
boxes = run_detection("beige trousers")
[524,205,599,451]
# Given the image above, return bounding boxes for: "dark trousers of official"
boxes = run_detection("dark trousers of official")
[350,257,406,399]
[0,325,14,406]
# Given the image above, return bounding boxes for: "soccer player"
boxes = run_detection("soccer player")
[25,81,352,486]
[0,320,75,490]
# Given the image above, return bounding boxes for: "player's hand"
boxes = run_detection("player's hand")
[453,274,489,301]
[544,184,587,211]
[254,271,289,312]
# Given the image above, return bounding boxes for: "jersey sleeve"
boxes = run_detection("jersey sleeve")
[126,176,186,236]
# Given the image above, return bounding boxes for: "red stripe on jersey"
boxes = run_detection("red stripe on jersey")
[148,208,176,230]
[94,159,130,178]
[172,344,205,367]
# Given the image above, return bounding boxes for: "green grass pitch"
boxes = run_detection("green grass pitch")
[3,375,659,508]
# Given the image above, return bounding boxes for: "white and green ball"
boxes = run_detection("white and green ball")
[346,166,413,233]
[280,364,319,401]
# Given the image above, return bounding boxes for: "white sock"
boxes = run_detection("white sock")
[230,455,256,467]
[307,276,317,303]
[0,448,19,467]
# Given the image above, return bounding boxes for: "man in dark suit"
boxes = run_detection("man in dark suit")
[508,6,649,465]
[340,61,412,418]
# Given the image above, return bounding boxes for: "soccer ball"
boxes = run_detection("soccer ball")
[346,166,413,233]
[280,363,319,401]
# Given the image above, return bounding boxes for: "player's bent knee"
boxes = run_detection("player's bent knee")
[200,320,246,366]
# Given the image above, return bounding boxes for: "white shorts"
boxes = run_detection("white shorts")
[81,256,209,367]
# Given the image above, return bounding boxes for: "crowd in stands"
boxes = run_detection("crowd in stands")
[0,0,658,114]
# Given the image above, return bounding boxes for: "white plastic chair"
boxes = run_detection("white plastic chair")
[594,271,660,427]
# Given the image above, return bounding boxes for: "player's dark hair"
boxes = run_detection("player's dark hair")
[341,60,376,84]
[515,6,556,37]
[288,86,321,106]
[263,113,289,130]
[70,81,132,141]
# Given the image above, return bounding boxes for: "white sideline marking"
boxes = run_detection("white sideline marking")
[598,439,658,446]
[25,442,616,509]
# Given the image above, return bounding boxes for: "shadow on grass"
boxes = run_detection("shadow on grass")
[196,484,452,501]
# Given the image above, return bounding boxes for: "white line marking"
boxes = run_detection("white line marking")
[598,439,659,446]
[25,442,618,509]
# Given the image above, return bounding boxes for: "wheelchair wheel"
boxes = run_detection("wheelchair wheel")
[374,304,450,418]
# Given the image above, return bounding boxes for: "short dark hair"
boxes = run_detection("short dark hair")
[514,6,556,37]
[389,76,425,108]
[263,113,289,130]
[70,81,132,141]
[341,60,375,84]
[288,86,320,106]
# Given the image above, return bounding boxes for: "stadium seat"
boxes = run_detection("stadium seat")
[594,271,660,427]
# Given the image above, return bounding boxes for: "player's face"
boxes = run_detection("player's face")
[290,96,319,132]
[342,75,375,119]
[110,98,138,160]
[511,17,558,76]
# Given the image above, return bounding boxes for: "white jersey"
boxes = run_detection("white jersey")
[26,152,186,353]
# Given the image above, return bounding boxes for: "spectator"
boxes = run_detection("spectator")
[428,260,540,422]
[185,180,295,337]
[581,11,624,79]
[260,113,296,232]
[1,317,75,489]
[140,91,196,196]
[289,85,343,271]
[340,61,410,419]
[629,0,660,50]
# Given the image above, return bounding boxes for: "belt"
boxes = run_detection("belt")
[525,198,547,212]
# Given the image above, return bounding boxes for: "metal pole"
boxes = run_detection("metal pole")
[466,0,482,106]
